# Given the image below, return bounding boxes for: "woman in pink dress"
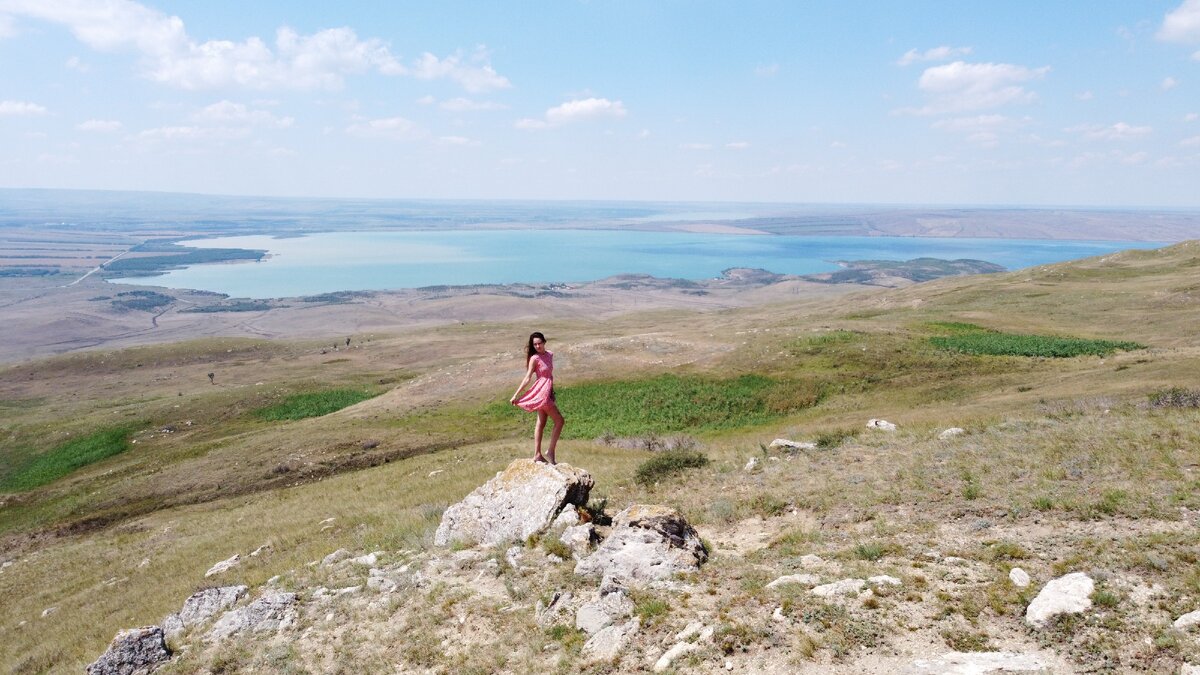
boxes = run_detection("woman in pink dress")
[510,331,565,464]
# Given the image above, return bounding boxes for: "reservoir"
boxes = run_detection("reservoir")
[111,230,1163,299]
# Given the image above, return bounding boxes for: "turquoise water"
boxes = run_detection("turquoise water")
[111,230,1163,299]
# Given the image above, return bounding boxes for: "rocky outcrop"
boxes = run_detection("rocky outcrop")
[575,587,633,635]
[434,459,593,547]
[1025,572,1094,627]
[574,504,707,588]
[582,618,639,661]
[203,554,240,577]
[161,585,247,638]
[206,591,297,641]
[86,626,171,675]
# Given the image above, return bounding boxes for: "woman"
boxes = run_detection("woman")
[510,331,565,464]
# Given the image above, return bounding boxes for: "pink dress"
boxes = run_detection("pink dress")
[515,352,555,412]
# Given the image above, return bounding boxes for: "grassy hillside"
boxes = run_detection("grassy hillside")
[1,242,1199,671]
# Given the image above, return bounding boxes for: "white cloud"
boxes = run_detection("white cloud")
[1181,135,1200,146]
[0,99,47,115]
[1066,122,1153,140]
[65,55,89,71]
[1121,151,1149,164]
[725,141,749,150]
[411,48,511,93]
[517,97,627,130]
[754,63,779,77]
[439,97,506,112]
[1163,76,1180,90]
[345,115,428,141]
[897,61,1049,115]
[1158,0,1200,42]
[0,13,16,38]
[416,95,435,105]
[77,119,122,132]
[1076,90,1094,101]
[830,140,846,148]
[1186,112,1199,121]
[896,45,972,66]
[137,125,249,142]
[194,100,293,128]
[2,1,509,92]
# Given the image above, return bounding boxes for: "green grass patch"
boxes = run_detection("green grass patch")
[489,373,822,438]
[634,449,709,486]
[930,332,1143,358]
[0,425,137,491]
[253,389,377,421]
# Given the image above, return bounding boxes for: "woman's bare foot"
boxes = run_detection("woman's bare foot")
[533,454,548,463]
[546,453,556,465]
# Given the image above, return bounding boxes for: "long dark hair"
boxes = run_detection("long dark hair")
[525,331,547,360]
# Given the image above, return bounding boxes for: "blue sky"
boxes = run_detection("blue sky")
[1,1,1199,206]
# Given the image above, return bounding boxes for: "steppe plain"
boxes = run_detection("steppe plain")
[2,197,1200,673]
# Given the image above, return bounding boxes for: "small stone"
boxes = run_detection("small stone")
[938,427,965,440]
[1174,609,1200,630]
[41,607,57,618]
[1025,572,1094,627]
[766,573,820,590]
[725,661,734,670]
[811,578,866,598]
[769,439,816,451]
[799,554,824,567]
[321,549,351,567]
[204,554,241,577]
[744,457,760,472]
[676,621,704,641]
[868,575,902,587]
[553,509,581,529]
[350,553,378,566]
[560,524,597,559]
[1179,664,1200,675]
[654,642,700,672]
[866,418,897,431]
[1009,567,1031,588]
[250,544,270,557]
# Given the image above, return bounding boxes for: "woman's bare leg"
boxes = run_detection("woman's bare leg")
[545,403,564,465]
[533,410,548,462]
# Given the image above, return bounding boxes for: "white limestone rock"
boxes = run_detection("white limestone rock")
[553,508,581,529]
[1025,572,1094,627]
[206,591,297,641]
[321,549,351,567]
[582,618,639,661]
[744,457,760,472]
[938,427,966,440]
[904,651,1051,674]
[574,504,708,588]
[765,573,820,590]
[868,575,902,587]
[654,641,700,672]
[435,459,593,548]
[86,626,171,675]
[535,590,574,627]
[204,554,240,577]
[1175,609,1200,630]
[769,438,817,451]
[866,418,897,431]
[560,523,597,559]
[575,588,634,635]
[161,585,248,638]
[350,552,379,566]
[811,578,867,598]
[1009,567,1031,588]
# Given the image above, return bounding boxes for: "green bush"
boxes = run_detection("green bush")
[1,425,136,491]
[930,332,1143,358]
[254,389,376,421]
[634,449,709,486]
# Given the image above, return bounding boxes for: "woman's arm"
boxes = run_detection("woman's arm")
[510,356,537,403]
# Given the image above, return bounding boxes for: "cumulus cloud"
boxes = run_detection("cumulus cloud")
[1162,76,1180,90]
[77,119,122,132]
[1,0,509,91]
[194,100,293,128]
[896,45,972,66]
[345,115,429,141]
[1158,0,1200,42]
[411,48,510,92]
[0,99,47,115]
[897,61,1049,115]
[1076,90,1094,101]
[1066,122,1153,140]
[516,97,627,130]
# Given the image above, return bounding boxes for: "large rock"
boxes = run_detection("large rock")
[582,618,639,661]
[1025,572,1094,627]
[575,588,634,635]
[86,626,171,675]
[574,504,707,588]
[904,651,1051,674]
[161,586,247,638]
[206,591,296,641]
[434,460,593,547]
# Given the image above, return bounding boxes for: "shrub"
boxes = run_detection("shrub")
[634,449,709,486]
[541,537,572,560]
[633,596,670,626]
[1148,387,1200,408]
[815,428,859,450]
[941,628,992,652]
[2,425,137,491]
[930,332,1143,358]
